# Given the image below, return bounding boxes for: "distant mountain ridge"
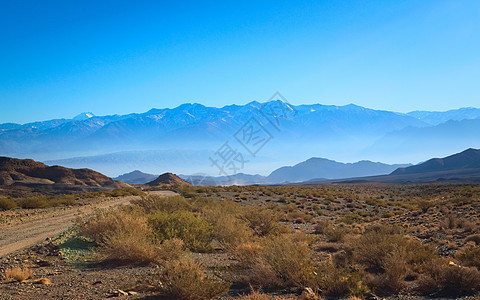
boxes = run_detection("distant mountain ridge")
[114,170,158,184]
[1,102,479,176]
[267,158,409,183]
[392,148,480,175]
[305,148,480,184]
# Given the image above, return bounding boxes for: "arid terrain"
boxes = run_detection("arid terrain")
[0,183,479,299]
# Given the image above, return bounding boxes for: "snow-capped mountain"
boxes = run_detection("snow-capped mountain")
[1,101,479,176]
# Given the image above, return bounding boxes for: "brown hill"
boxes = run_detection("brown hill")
[146,173,192,186]
[0,156,126,189]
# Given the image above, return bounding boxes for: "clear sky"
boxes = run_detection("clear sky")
[1,0,480,123]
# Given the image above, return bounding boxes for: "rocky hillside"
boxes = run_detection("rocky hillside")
[146,173,192,186]
[0,156,125,188]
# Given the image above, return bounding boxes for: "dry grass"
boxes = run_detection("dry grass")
[4,267,34,282]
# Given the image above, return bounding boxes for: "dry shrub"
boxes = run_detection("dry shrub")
[148,210,213,252]
[465,234,480,245]
[202,206,253,250]
[235,242,262,266]
[314,263,365,297]
[324,225,346,243]
[418,259,480,295]
[77,207,181,264]
[314,219,332,234]
[16,196,48,209]
[241,207,284,237]
[350,226,434,273]
[4,267,34,282]
[350,226,435,294]
[240,233,315,288]
[314,219,345,242]
[78,207,145,244]
[238,291,271,300]
[132,195,191,214]
[238,291,305,300]
[456,246,480,268]
[442,214,457,229]
[0,197,16,210]
[158,258,230,299]
[365,248,407,294]
[457,218,478,232]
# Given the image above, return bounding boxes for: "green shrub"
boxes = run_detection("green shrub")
[148,211,213,252]
[0,197,17,210]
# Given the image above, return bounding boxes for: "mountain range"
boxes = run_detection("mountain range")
[115,158,409,185]
[307,148,480,184]
[1,101,480,176]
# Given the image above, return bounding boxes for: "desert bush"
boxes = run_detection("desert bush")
[240,233,316,288]
[456,246,480,268]
[78,208,164,263]
[314,219,345,242]
[0,197,16,210]
[466,234,480,245]
[234,242,263,266]
[445,214,457,229]
[16,196,49,209]
[132,195,191,214]
[324,225,346,243]
[314,219,332,234]
[241,207,285,237]
[314,263,365,297]
[418,259,480,294]
[417,200,434,212]
[365,248,408,294]
[202,206,253,250]
[350,226,435,274]
[457,218,478,232]
[107,187,144,197]
[148,210,213,252]
[158,258,230,299]
[4,267,34,282]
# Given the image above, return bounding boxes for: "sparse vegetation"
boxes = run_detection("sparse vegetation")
[3,267,34,282]
[6,183,480,298]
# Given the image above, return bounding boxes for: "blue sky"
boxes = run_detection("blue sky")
[1,0,480,123]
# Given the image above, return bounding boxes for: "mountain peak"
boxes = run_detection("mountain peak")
[73,112,95,121]
[146,172,192,186]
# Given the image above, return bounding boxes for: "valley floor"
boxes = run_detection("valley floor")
[1,184,480,299]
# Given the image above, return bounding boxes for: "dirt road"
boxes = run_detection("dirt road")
[0,190,177,257]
